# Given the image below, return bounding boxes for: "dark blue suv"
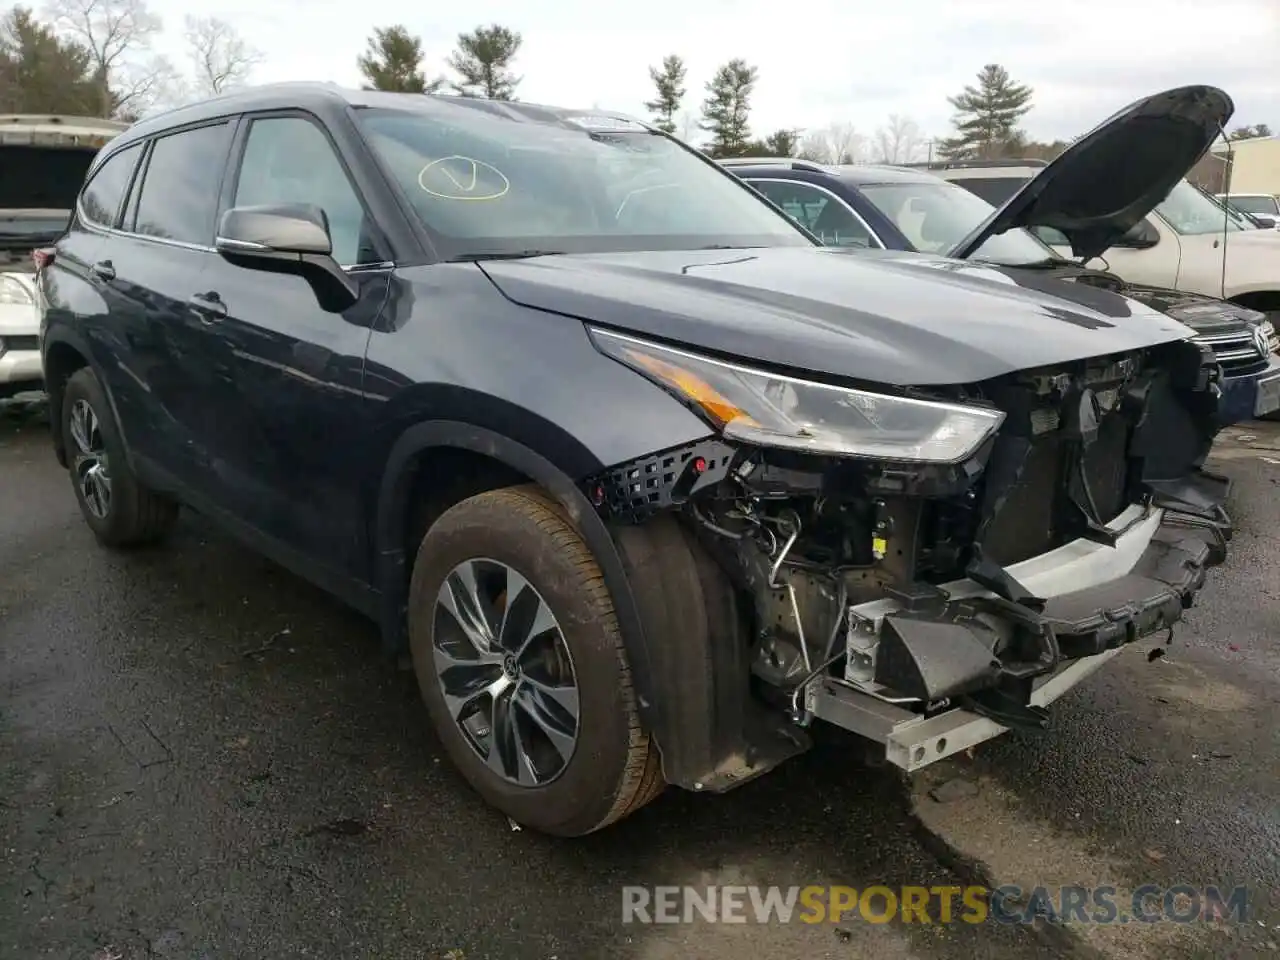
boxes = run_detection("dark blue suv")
[723,157,1280,425]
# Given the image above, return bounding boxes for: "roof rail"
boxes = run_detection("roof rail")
[718,156,829,173]
[897,158,1049,171]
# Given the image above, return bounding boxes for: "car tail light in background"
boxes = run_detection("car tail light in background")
[32,248,56,272]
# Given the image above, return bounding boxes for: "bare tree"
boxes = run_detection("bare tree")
[873,114,924,164]
[44,0,161,117]
[798,122,866,164]
[185,15,261,97]
[112,52,182,118]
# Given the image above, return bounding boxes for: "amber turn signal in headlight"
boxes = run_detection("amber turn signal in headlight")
[590,327,1004,463]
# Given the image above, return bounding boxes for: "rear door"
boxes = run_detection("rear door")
[197,111,392,573]
[100,120,238,494]
[48,142,143,426]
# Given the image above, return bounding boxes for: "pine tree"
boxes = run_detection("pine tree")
[699,58,757,158]
[447,24,521,100]
[644,55,685,134]
[357,26,440,93]
[0,6,100,114]
[938,64,1033,160]
[763,129,800,156]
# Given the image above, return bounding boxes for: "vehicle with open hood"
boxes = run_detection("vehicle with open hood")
[41,84,1232,836]
[919,102,1280,327]
[1,115,129,399]
[724,87,1280,425]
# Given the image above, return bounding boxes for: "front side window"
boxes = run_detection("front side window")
[1155,180,1244,236]
[748,180,877,248]
[79,143,142,228]
[356,105,812,258]
[858,180,1055,265]
[232,116,377,266]
[133,123,231,244]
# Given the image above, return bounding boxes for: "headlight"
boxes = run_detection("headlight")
[0,275,34,306]
[591,328,1005,463]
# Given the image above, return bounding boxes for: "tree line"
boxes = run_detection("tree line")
[1,0,261,119]
[4,6,1272,161]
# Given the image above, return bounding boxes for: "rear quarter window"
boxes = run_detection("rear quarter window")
[79,143,143,228]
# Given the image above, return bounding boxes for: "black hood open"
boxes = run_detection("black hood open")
[950,85,1234,262]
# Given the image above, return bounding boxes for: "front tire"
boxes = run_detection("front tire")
[61,367,177,547]
[408,485,663,836]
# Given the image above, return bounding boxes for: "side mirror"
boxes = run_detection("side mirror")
[215,203,359,313]
[1113,219,1160,250]
[1252,215,1276,229]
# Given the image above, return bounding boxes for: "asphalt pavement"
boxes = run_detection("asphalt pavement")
[2,399,1278,960]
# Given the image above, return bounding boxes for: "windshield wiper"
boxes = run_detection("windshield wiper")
[976,256,1075,270]
[447,250,565,262]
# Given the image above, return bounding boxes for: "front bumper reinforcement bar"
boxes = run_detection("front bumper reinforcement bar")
[805,502,1223,771]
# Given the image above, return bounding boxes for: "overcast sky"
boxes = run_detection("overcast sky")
[146,0,1278,143]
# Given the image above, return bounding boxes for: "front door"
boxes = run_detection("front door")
[198,112,392,574]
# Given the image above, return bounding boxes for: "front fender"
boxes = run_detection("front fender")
[373,419,684,756]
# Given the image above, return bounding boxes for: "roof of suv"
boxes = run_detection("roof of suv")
[928,164,1044,181]
[721,158,949,185]
[111,82,651,153]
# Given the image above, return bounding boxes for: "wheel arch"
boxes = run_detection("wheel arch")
[372,419,664,744]
[41,331,96,468]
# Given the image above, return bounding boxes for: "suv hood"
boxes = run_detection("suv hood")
[477,248,1196,387]
[951,85,1234,262]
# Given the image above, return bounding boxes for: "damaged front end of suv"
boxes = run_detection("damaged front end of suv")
[586,322,1230,783]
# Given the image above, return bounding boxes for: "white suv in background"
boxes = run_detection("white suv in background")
[1,115,129,400]
[928,159,1280,323]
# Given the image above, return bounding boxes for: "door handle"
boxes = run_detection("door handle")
[90,260,115,282]
[188,292,228,323]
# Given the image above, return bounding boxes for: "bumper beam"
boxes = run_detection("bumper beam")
[809,506,1222,771]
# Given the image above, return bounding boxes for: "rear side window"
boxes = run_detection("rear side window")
[132,123,231,245]
[79,143,142,228]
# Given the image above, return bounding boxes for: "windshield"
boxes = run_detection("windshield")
[857,180,1056,265]
[357,107,814,258]
[1155,180,1244,236]
[1226,195,1280,217]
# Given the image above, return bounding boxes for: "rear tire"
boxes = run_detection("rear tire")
[408,484,663,836]
[62,367,177,547]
